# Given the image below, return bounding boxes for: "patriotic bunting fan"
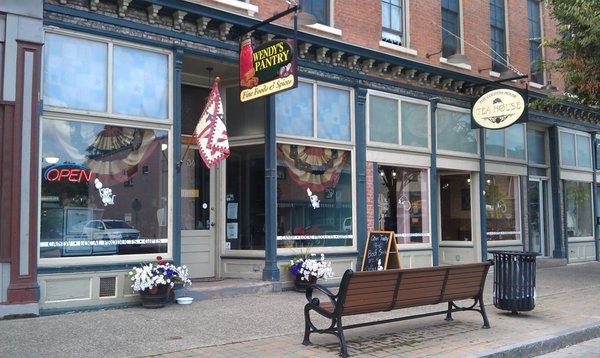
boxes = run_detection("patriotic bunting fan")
[194,77,230,168]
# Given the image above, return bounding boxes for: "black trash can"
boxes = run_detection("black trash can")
[490,251,539,313]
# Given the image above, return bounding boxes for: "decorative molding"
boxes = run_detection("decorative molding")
[196,16,211,35]
[146,4,162,24]
[361,59,375,73]
[117,0,132,18]
[219,22,233,41]
[391,65,404,77]
[316,47,329,63]
[331,51,344,66]
[404,68,417,79]
[59,0,67,4]
[451,80,465,92]
[417,72,430,83]
[89,0,100,11]
[347,55,360,70]
[172,10,187,31]
[376,62,390,74]
[429,74,442,86]
[298,43,312,59]
[441,77,453,89]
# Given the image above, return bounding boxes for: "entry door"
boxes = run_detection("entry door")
[180,142,216,278]
[438,172,480,265]
[528,179,546,256]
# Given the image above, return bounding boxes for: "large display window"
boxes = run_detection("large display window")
[564,181,593,239]
[377,166,430,244]
[485,175,521,241]
[40,119,169,259]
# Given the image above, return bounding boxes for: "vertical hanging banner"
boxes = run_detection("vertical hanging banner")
[194,78,230,168]
[239,35,297,102]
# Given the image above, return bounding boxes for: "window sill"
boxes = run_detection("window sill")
[203,0,258,16]
[567,237,595,243]
[305,23,342,37]
[489,70,500,78]
[439,57,472,71]
[487,240,522,246]
[379,41,418,56]
[529,82,545,89]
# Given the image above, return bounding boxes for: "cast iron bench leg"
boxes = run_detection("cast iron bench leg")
[444,301,454,321]
[336,317,349,358]
[302,305,312,345]
[479,297,490,329]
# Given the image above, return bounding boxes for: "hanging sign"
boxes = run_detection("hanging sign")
[239,36,297,102]
[44,162,93,183]
[471,88,527,129]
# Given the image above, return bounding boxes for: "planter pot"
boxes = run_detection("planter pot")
[140,285,171,308]
[294,275,318,292]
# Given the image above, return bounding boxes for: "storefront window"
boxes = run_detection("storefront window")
[436,108,477,154]
[485,129,505,157]
[44,33,108,112]
[440,174,472,241]
[377,166,430,244]
[401,102,428,148]
[40,119,169,259]
[576,135,592,168]
[276,144,353,248]
[485,175,521,241]
[276,81,313,137]
[225,145,265,250]
[485,124,525,159]
[564,181,593,238]
[317,86,351,141]
[369,95,398,144]
[560,131,591,168]
[368,93,428,148]
[112,45,168,119]
[527,129,546,165]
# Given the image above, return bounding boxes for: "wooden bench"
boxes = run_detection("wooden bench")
[302,261,492,357]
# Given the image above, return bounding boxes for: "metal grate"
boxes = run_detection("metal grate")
[99,277,116,297]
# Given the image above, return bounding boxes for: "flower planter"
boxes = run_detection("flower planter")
[140,285,171,308]
[294,275,318,292]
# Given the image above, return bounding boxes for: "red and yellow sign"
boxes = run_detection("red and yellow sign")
[239,36,297,102]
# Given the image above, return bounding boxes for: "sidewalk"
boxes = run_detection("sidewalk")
[1,263,600,358]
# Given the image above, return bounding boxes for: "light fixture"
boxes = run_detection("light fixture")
[446,53,471,67]
[380,171,385,177]
[467,178,471,183]
[486,179,491,184]
[161,143,168,151]
[44,157,60,164]
[392,170,396,178]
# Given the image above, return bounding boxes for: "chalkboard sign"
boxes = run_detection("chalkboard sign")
[361,231,400,271]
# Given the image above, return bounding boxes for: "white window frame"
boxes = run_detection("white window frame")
[436,103,480,158]
[366,89,431,153]
[276,79,356,256]
[375,162,432,250]
[42,28,174,126]
[558,128,592,171]
[563,180,595,242]
[485,174,523,246]
[485,123,527,163]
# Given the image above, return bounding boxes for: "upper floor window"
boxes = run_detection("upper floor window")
[527,0,544,84]
[441,0,461,58]
[489,0,507,72]
[381,0,406,46]
[300,0,330,26]
[560,130,591,169]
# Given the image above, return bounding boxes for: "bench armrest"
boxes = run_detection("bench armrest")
[306,283,337,308]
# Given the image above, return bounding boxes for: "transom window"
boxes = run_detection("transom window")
[527,129,546,165]
[300,0,330,26]
[436,107,478,154]
[527,0,544,84]
[485,124,526,160]
[489,0,507,72]
[381,0,406,46]
[441,0,461,58]
[560,130,591,169]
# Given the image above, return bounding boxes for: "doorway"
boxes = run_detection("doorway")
[438,172,480,264]
[528,178,547,256]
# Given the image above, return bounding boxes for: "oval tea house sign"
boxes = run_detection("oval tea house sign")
[472,89,525,129]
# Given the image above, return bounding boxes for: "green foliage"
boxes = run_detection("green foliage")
[545,0,600,106]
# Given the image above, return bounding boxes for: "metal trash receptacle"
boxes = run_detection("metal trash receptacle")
[490,251,539,313]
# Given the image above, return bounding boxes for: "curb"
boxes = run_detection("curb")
[472,321,600,358]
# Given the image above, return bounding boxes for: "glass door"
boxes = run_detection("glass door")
[528,179,545,256]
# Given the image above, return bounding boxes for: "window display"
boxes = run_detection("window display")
[564,181,593,239]
[40,118,169,258]
[485,175,521,241]
[276,144,353,248]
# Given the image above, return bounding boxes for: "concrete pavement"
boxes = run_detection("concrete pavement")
[1,262,600,357]
[541,336,600,357]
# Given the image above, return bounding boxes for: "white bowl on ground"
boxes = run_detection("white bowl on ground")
[176,296,194,305]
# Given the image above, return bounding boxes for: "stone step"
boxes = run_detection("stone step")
[174,279,280,302]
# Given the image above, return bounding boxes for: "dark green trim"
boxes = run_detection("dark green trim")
[521,175,527,252]
[561,180,569,263]
[172,47,183,266]
[263,96,280,281]
[479,127,487,262]
[430,99,440,266]
[548,126,564,258]
[355,88,368,271]
[593,134,600,262]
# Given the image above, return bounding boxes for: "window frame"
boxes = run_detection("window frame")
[366,90,431,153]
[485,174,523,246]
[301,0,333,27]
[375,163,432,249]
[489,0,509,72]
[563,180,595,242]
[381,0,407,47]
[527,127,548,169]
[441,0,464,58]
[559,128,592,171]
[527,0,545,85]
[435,103,480,158]
[485,124,527,163]
[42,28,174,126]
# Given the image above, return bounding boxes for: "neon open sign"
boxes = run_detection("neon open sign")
[44,162,93,183]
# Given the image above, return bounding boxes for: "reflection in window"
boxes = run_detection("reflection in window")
[277,144,353,248]
[485,175,521,241]
[43,33,107,112]
[317,86,350,141]
[576,135,591,168]
[40,119,169,258]
[440,174,472,241]
[181,147,210,230]
[564,181,593,238]
[437,109,477,154]
[527,129,546,165]
[225,145,265,250]
[485,129,505,157]
[485,124,525,159]
[560,131,576,166]
[377,166,430,244]
[113,45,168,119]
[369,95,398,144]
[276,82,313,137]
[401,102,428,148]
